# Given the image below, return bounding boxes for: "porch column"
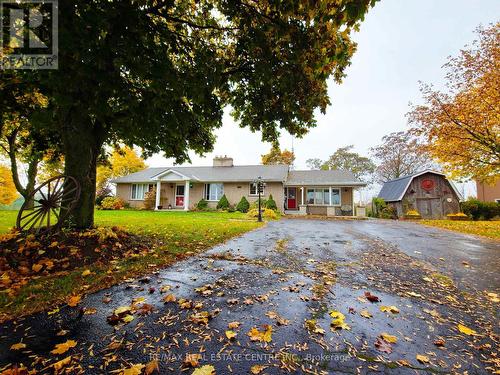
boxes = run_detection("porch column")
[329,186,332,206]
[184,180,190,211]
[352,188,355,216]
[301,187,304,204]
[155,181,161,210]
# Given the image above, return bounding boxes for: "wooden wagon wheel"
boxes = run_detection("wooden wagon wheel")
[16,175,81,232]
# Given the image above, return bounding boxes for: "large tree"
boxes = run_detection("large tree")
[261,146,295,166]
[306,145,375,182]
[408,24,499,183]
[0,164,18,205]
[4,0,377,228]
[370,131,435,182]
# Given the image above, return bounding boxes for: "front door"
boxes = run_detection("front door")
[175,185,185,207]
[287,187,297,209]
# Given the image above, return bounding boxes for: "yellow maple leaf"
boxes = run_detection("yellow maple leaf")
[121,363,145,375]
[228,321,240,329]
[225,330,237,340]
[250,364,267,374]
[416,354,429,363]
[457,323,477,336]
[380,332,398,343]
[81,269,91,277]
[51,340,77,355]
[67,295,81,307]
[360,309,372,318]
[380,305,399,314]
[192,365,215,375]
[10,342,26,350]
[114,306,131,315]
[122,314,134,323]
[329,310,345,320]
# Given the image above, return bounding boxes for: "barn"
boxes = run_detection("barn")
[377,170,462,219]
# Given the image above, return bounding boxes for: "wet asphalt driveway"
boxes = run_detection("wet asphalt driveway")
[1,218,499,374]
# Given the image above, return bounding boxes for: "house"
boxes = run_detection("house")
[377,170,462,219]
[112,156,366,215]
[476,179,500,203]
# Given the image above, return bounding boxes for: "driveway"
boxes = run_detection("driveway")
[1,219,498,374]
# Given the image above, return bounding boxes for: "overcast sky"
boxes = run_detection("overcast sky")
[147,0,499,197]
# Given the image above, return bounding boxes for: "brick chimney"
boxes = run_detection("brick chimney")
[213,155,233,167]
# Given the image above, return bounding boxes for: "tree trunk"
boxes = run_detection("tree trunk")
[61,113,105,229]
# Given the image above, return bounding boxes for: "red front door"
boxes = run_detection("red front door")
[175,185,185,207]
[287,188,297,209]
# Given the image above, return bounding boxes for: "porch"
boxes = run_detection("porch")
[283,186,357,216]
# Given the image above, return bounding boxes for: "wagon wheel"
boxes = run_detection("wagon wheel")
[16,175,81,232]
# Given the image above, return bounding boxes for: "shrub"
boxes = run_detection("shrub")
[101,196,125,210]
[379,205,397,219]
[216,194,230,210]
[246,208,279,220]
[95,186,112,206]
[196,198,209,210]
[405,209,421,217]
[461,198,500,220]
[236,196,250,213]
[143,188,156,210]
[265,194,277,210]
[371,197,386,217]
[251,198,267,210]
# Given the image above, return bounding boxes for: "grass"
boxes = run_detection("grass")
[419,219,500,240]
[0,210,263,320]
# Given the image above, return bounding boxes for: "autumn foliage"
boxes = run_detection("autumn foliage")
[408,24,499,182]
[0,165,17,205]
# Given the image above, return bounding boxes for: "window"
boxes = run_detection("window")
[249,182,264,196]
[205,183,224,201]
[131,184,153,200]
[306,188,340,205]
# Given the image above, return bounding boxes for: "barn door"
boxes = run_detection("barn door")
[417,198,442,218]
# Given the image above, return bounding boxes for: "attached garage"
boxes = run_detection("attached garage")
[377,170,462,219]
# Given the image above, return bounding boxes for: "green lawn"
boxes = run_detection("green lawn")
[420,219,500,240]
[0,210,263,319]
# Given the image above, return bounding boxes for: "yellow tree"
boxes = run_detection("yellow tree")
[96,146,147,191]
[261,146,295,166]
[408,24,499,182]
[0,164,18,205]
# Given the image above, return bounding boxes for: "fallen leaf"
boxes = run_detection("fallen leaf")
[52,356,72,372]
[486,292,499,303]
[192,365,215,375]
[247,325,272,342]
[374,337,392,353]
[380,305,399,314]
[163,294,176,303]
[305,319,325,335]
[416,354,430,364]
[114,306,131,315]
[225,330,237,340]
[330,311,350,330]
[406,291,422,298]
[433,339,445,347]
[67,295,81,307]
[122,314,135,323]
[228,321,240,329]
[10,342,26,350]
[457,323,476,336]
[360,309,372,318]
[81,269,91,277]
[32,264,43,272]
[121,363,145,375]
[51,340,77,355]
[250,364,267,374]
[184,353,202,367]
[83,307,97,315]
[380,332,397,343]
[144,360,159,374]
[422,276,433,282]
[364,291,380,303]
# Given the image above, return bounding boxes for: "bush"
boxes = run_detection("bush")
[461,198,500,220]
[196,198,209,210]
[143,188,156,210]
[379,205,397,219]
[216,194,230,210]
[265,194,277,210]
[236,196,250,213]
[371,197,386,217]
[101,196,125,210]
[246,208,279,220]
[251,198,267,210]
[95,186,112,206]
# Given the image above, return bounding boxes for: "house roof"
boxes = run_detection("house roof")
[285,170,366,186]
[111,165,289,183]
[377,170,462,202]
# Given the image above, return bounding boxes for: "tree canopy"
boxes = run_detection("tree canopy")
[0,165,18,205]
[306,145,375,182]
[97,147,147,191]
[261,146,295,166]
[2,0,377,228]
[408,23,499,183]
[370,131,435,182]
